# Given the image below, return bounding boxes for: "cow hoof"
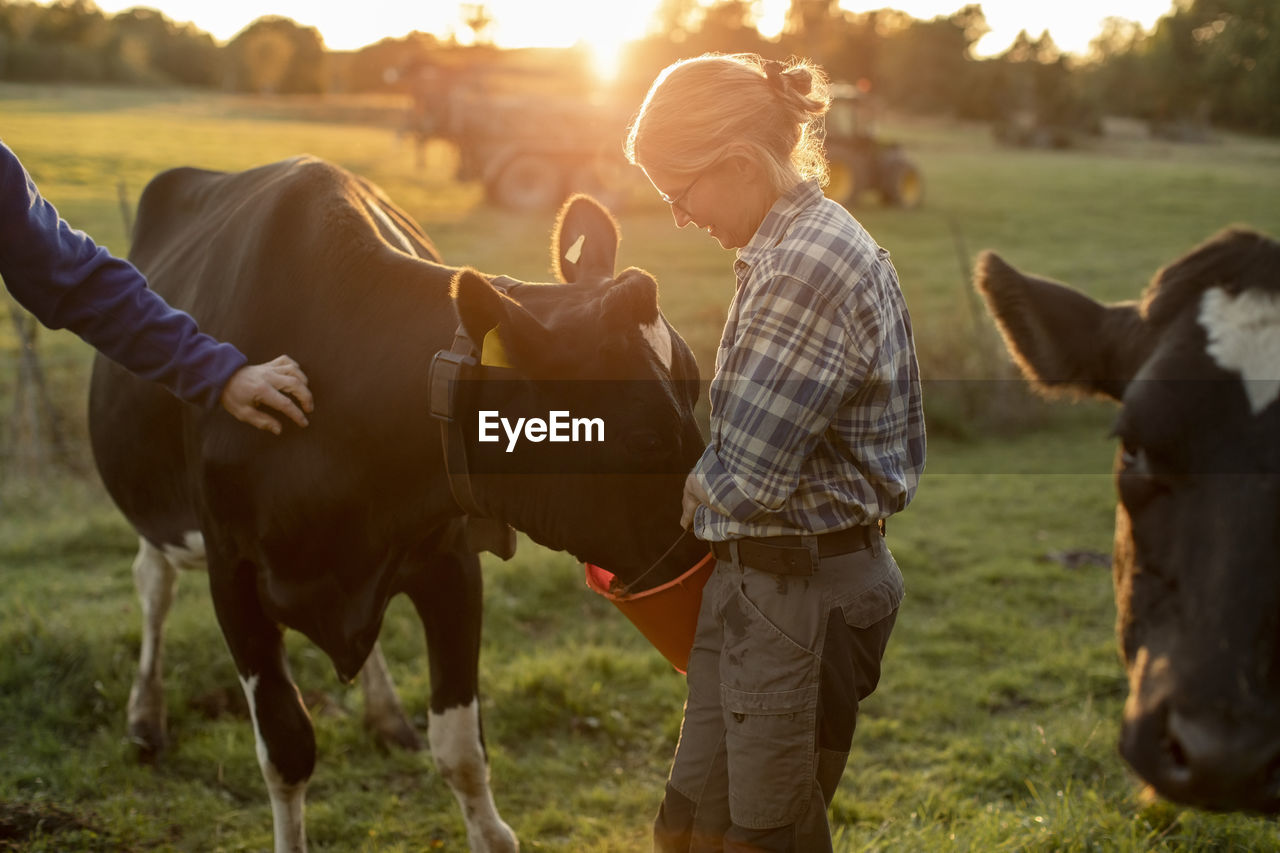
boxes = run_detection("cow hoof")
[471,820,518,853]
[128,722,167,764]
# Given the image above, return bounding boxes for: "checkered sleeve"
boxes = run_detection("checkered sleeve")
[693,271,862,526]
[690,181,924,540]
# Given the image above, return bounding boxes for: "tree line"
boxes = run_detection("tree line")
[0,0,324,91]
[1,0,1276,136]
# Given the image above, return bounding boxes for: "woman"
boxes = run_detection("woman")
[626,54,926,851]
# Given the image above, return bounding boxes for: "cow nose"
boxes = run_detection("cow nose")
[1157,709,1280,808]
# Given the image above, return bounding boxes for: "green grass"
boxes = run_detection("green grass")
[2,83,1280,851]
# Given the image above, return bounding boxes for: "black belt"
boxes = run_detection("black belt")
[709,523,882,576]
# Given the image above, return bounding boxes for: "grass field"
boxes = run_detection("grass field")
[2,81,1280,851]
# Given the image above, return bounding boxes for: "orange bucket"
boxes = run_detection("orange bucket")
[584,550,716,674]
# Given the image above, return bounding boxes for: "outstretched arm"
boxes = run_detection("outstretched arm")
[1,141,314,434]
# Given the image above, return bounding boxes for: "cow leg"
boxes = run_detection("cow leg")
[211,559,314,853]
[359,641,422,750]
[127,537,179,760]
[404,551,517,853]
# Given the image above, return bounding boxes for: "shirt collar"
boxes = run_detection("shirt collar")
[735,179,825,276]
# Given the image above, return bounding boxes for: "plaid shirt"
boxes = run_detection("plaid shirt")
[692,180,926,541]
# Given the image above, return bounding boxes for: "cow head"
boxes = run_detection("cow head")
[447,195,708,588]
[974,227,1280,813]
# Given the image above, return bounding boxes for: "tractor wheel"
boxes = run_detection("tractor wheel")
[490,154,564,211]
[882,160,925,209]
[825,152,861,207]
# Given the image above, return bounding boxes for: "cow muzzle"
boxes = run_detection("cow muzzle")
[1120,647,1280,813]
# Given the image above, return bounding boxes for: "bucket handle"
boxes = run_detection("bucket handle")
[616,527,703,597]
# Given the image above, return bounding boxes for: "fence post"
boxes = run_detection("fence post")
[4,295,75,480]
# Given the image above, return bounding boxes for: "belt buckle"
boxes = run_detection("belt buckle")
[800,534,821,574]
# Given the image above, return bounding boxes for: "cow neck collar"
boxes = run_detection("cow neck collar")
[428,275,522,559]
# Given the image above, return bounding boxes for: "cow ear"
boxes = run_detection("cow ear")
[601,268,674,370]
[974,251,1151,401]
[451,268,551,368]
[451,268,505,341]
[601,267,660,327]
[551,194,619,284]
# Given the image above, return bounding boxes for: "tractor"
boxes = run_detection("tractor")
[400,53,630,212]
[450,92,629,212]
[823,83,924,210]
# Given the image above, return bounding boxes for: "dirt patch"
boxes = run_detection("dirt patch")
[0,801,112,851]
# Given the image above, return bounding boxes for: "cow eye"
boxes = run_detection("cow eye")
[625,428,668,457]
[1120,440,1147,474]
[1116,439,1172,510]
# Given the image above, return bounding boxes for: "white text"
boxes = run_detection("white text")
[477,410,605,452]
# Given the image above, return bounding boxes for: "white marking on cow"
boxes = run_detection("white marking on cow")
[428,701,518,852]
[127,538,179,747]
[161,530,206,571]
[641,319,673,371]
[565,233,585,264]
[1199,287,1280,414]
[240,674,307,853]
[366,200,416,257]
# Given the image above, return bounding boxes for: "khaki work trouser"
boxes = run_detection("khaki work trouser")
[654,537,903,853]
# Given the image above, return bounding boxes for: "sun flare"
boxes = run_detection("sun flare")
[479,0,652,82]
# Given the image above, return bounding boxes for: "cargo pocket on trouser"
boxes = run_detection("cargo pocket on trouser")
[720,683,819,829]
[836,554,904,703]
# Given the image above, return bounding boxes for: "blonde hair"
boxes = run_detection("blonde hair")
[625,53,831,194]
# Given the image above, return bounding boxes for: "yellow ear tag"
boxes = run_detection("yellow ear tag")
[480,328,512,368]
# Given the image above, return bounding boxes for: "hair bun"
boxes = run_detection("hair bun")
[783,67,814,96]
[764,60,814,97]
[763,60,787,92]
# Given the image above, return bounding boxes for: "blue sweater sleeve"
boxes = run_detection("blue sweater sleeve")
[0,141,247,409]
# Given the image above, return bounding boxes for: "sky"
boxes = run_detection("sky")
[91,1,1178,63]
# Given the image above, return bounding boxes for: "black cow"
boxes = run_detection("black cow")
[974,227,1280,813]
[88,156,708,852]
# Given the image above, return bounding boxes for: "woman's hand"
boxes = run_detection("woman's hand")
[219,355,314,434]
[680,471,711,529]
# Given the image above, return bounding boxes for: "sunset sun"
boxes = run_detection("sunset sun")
[466,0,651,81]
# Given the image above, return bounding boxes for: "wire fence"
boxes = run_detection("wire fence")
[0,299,98,483]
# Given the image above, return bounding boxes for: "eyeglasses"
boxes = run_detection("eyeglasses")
[658,161,717,219]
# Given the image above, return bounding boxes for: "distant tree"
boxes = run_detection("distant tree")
[0,0,110,81]
[1142,4,1211,126]
[224,15,326,94]
[994,29,1057,118]
[1090,15,1146,62]
[996,31,1098,142]
[1081,0,1278,135]
[784,0,836,37]
[876,6,987,114]
[652,0,700,41]
[30,0,107,50]
[348,31,441,93]
[780,2,881,89]
[1192,0,1280,132]
[105,7,220,86]
[460,3,494,46]
[1080,17,1153,120]
[684,0,766,57]
[614,0,767,101]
